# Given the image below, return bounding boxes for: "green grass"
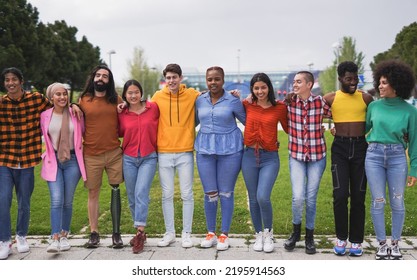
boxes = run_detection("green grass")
[10,131,417,237]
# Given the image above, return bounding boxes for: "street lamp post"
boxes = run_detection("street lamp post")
[237,49,241,83]
[332,42,341,91]
[108,50,116,70]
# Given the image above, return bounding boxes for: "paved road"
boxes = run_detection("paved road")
[4,234,417,260]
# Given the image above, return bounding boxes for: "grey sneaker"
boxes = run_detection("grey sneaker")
[181,232,193,248]
[263,228,274,253]
[15,235,30,253]
[375,242,389,260]
[47,239,60,253]
[60,237,71,251]
[390,243,403,260]
[0,240,12,260]
[253,231,263,252]
[157,232,176,247]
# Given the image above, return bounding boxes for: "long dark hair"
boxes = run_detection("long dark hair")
[81,64,118,104]
[250,73,276,105]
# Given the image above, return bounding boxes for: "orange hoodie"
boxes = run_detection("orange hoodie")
[151,84,199,153]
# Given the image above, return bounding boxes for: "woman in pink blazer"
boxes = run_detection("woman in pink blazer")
[40,83,86,254]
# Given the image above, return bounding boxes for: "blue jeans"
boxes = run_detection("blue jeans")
[196,151,243,233]
[365,143,407,242]
[158,152,194,234]
[242,148,279,233]
[289,156,326,230]
[123,152,157,228]
[0,166,34,241]
[47,154,81,235]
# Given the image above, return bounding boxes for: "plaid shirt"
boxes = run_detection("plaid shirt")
[287,94,331,162]
[0,91,51,168]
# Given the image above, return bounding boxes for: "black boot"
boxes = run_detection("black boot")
[111,186,123,249]
[284,223,301,251]
[305,228,316,254]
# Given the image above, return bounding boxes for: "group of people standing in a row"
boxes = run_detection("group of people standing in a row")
[0,59,416,260]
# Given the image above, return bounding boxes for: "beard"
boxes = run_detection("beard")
[94,81,109,92]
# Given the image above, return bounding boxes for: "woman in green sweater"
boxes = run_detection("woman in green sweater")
[365,60,417,260]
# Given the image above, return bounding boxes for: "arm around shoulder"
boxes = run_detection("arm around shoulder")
[323,92,335,106]
[362,92,374,105]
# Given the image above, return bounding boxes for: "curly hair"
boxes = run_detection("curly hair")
[337,61,358,77]
[373,60,416,99]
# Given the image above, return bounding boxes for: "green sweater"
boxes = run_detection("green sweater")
[366,97,417,177]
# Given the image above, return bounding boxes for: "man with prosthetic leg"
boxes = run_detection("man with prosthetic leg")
[75,65,125,249]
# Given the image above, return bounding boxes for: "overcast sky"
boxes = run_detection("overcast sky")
[28,0,416,86]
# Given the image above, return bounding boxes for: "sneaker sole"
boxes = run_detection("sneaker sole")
[47,248,59,253]
[85,243,99,249]
[333,249,346,255]
[157,240,175,247]
[349,251,363,256]
[390,255,403,260]
[17,247,30,253]
[375,255,389,260]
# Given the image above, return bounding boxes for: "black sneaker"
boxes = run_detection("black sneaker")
[86,231,100,248]
[112,233,124,249]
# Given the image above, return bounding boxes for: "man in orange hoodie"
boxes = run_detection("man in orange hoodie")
[151,64,199,248]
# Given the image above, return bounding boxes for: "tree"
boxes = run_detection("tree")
[127,46,160,100]
[371,22,417,77]
[0,0,40,85]
[0,0,101,99]
[319,36,365,94]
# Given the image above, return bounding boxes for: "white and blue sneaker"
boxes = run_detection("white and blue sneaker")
[333,239,347,255]
[349,243,363,256]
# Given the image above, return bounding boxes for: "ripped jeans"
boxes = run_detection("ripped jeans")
[196,151,243,233]
[365,143,408,242]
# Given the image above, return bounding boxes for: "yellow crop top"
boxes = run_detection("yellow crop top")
[331,90,367,123]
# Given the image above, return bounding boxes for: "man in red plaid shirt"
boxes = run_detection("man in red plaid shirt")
[283,71,331,255]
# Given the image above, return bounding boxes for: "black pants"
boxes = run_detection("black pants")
[331,136,367,243]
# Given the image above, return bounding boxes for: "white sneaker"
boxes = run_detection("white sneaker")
[60,237,71,251]
[0,240,12,260]
[181,232,193,248]
[253,231,263,251]
[15,235,29,253]
[216,234,229,251]
[157,232,176,247]
[47,239,60,253]
[263,228,274,253]
[200,232,217,248]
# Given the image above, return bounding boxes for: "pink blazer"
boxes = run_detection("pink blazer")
[40,107,87,181]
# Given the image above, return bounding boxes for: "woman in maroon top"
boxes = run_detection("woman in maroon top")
[118,79,159,254]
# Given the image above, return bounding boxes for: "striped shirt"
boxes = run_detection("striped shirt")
[0,91,51,168]
[287,94,331,162]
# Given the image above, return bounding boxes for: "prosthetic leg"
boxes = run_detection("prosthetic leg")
[111,185,123,248]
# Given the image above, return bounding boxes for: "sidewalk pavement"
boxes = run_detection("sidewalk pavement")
[5,234,417,260]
